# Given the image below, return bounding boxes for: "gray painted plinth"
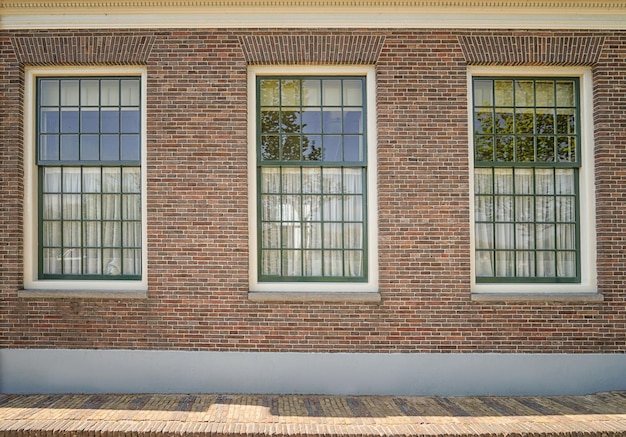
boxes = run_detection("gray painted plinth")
[1,349,625,396]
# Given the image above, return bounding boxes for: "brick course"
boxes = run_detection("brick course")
[1,28,625,353]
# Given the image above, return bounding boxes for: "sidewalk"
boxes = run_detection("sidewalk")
[1,392,626,436]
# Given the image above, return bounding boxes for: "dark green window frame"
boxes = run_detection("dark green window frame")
[36,76,142,280]
[473,77,581,283]
[257,76,368,282]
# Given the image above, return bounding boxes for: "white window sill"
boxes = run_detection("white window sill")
[471,292,603,303]
[19,289,148,299]
[248,291,381,303]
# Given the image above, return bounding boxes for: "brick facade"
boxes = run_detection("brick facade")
[1,28,625,354]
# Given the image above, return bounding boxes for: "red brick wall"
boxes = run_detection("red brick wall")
[1,28,625,353]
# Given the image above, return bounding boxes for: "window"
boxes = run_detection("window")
[24,68,146,290]
[470,68,596,293]
[249,66,378,293]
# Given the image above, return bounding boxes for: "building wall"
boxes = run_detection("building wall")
[1,28,625,360]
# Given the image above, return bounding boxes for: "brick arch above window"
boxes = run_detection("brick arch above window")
[458,35,605,66]
[238,35,386,65]
[10,35,155,66]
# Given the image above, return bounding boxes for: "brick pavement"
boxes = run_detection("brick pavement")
[1,392,626,436]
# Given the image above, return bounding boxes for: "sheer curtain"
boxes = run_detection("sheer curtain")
[42,166,141,276]
[261,166,364,278]
[474,167,576,279]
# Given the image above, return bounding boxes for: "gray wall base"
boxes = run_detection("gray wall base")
[1,349,625,396]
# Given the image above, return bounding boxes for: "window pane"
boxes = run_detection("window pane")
[81,80,100,106]
[40,79,59,106]
[343,80,363,106]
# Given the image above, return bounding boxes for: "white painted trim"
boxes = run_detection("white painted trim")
[23,66,148,292]
[248,65,379,294]
[467,66,597,295]
[2,1,626,29]
[2,349,625,395]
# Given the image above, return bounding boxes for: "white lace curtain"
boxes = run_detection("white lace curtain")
[42,166,141,276]
[475,167,576,278]
[261,166,363,277]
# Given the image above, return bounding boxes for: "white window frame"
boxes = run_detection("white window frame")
[469,66,597,295]
[248,65,379,294]
[23,66,148,292]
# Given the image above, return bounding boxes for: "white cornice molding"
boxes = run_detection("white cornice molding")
[2,0,626,29]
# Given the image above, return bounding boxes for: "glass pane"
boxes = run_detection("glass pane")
[474,168,493,194]
[61,109,79,133]
[516,137,534,162]
[281,109,301,133]
[83,222,101,247]
[40,79,59,106]
[104,249,122,275]
[120,79,140,106]
[344,223,362,249]
[281,79,300,106]
[323,223,342,248]
[82,167,101,192]
[537,251,556,277]
[302,168,321,193]
[343,80,363,106]
[261,168,281,193]
[81,108,100,133]
[515,108,534,134]
[323,196,342,221]
[555,169,574,194]
[537,137,555,162]
[556,196,575,222]
[494,109,514,134]
[103,222,121,247]
[556,81,575,107]
[494,80,513,106]
[101,135,120,160]
[80,135,100,160]
[261,195,281,221]
[344,168,363,194]
[302,223,321,248]
[536,81,555,107]
[101,80,119,106]
[495,196,513,222]
[121,135,140,161]
[81,80,100,106]
[473,80,493,106]
[303,250,322,276]
[281,222,300,248]
[281,168,300,193]
[101,109,119,133]
[123,222,142,247]
[40,108,60,133]
[474,109,493,134]
[474,136,493,161]
[103,167,121,192]
[60,80,79,106]
[557,224,576,250]
[83,194,101,219]
[323,135,342,161]
[323,168,342,193]
[302,135,322,161]
[122,194,141,220]
[301,109,321,133]
[63,221,81,246]
[42,221,61,246]
[344,195,362,221]
[282,195,301,221]
[516,224,535,249]
[536,169,554,194]
[261,135,280,160]
[60,135,79,160]
[262,223,281,248]
[556,108,576,134]
[495,135,514,161]
[282,250,301,276]
[302,80,321,106]
[123,168,141,193]
[536,224,555,249]
[63,167,81,193]
[322,80,341,106]
[261,108,280,133]
[103,195,121,221]
[344,251,363,277]
[260,79,280,106]
[557,137,576,162]
[43,167,62,192]
[43,195,61,220]
[344,109,362,134]
[282,136,301,160]
[557,251,576,277]
[62,195,81,220]
[495,251,514,277]
[515,80,534,107]
[475,251,494,277]
[515,196,534,222]
[344,136,362,161]
[323,109,343,134]
[261,250,281,275]
[84,249,101,275]
[62,248,82,275]
[475,223,494,249]
[43,248,62,274]
[121,109,140,133]
[536,108,555,134]
[517,251,535,277]
[495,223,514,249]
[475,196,493,222]
[494,168,513,194]
[536,196,555,222]
[40,135,60,161]
[324,250,342,276]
